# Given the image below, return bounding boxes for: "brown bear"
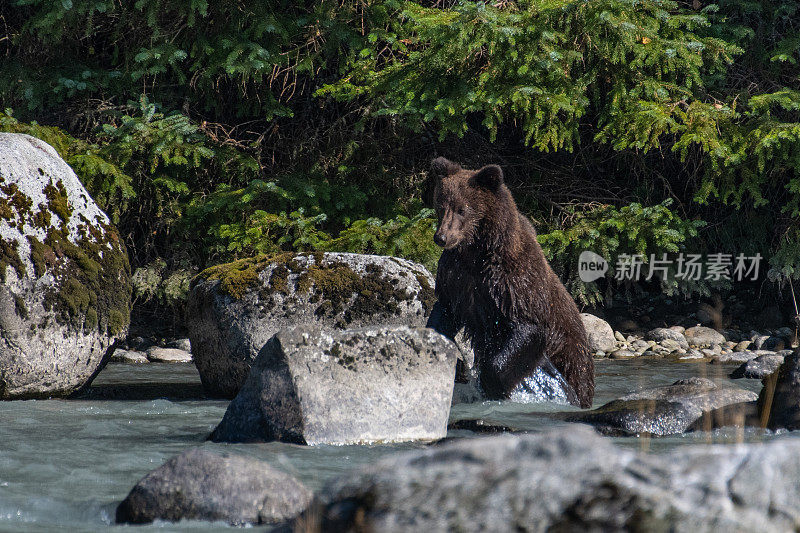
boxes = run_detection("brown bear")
[426,157,595,408]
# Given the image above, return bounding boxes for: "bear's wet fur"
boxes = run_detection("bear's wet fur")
[426,157,595,408]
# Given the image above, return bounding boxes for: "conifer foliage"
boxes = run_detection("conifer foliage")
[2,0,800,306]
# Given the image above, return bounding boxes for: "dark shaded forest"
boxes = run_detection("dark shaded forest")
[2,0,799,324]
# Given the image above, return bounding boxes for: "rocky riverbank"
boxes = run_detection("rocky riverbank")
[109,337,193,364]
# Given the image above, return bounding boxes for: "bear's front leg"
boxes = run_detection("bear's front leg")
[428,300,476,382]
[480,323,546,398]
[426,300,461,340]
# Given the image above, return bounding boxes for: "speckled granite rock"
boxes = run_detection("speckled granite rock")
[145,347,192,363]
[0,133,130,399]
[580,313,615,352]
[109,349,148,364]
[646,327,689,349]
[210,325,457,445]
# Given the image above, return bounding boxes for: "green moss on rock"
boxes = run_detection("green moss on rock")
[61,277,91,321]
[300,261,411,322]
[24,223,131,336]
[85,308,98,330]
[28,237,55,277]
[108,309,126,335]
[268,264,290,295]
[33,207,51,229]
[3,179,131,337]
[0,183,33,221]
[197,253,290,299]
[13,293,28,319]
[43,180,72,224]
[0,197,12,220]
[0,238,26,282]
[197,252,420,324]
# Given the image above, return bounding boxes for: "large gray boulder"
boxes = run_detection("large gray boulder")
[562,377,758,436]
[759,349,800,431]
[211,325,457,445]
[187,252,435,397]
[580,313,615,352]
[684,326,725,347]
[299,426,800,532]
[115,447,311,526]
[0,133,131,399]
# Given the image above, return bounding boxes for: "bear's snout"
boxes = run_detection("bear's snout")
[433,232,447,247]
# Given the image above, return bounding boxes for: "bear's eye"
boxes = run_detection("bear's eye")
[456,206,466,216]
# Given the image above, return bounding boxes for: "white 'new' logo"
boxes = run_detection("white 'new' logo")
[578,251,608,282]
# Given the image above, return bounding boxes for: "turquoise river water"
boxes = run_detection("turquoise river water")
[0,359,793,531]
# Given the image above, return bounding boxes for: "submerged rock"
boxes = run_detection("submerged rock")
[759,349,800,431]
[447,419,520,434]
[115,447,310,526]
[187,252,434,397]
[685,401,760,432]
[580,313,615,353]
[562,377,758,436]
[210,325,457,445]
[0,133,131,399]
[294,426,800,532]
[730,353,785,380]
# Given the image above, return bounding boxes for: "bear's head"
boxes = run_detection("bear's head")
[430,157,507,250]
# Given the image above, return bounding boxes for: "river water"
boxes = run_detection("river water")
[0,359,788,531]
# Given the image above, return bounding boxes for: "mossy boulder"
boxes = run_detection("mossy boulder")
[0,133,131,399]
[187,252,435,398]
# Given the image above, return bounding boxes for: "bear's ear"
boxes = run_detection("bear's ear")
[431,157,460,177]
[470,164,504,192]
